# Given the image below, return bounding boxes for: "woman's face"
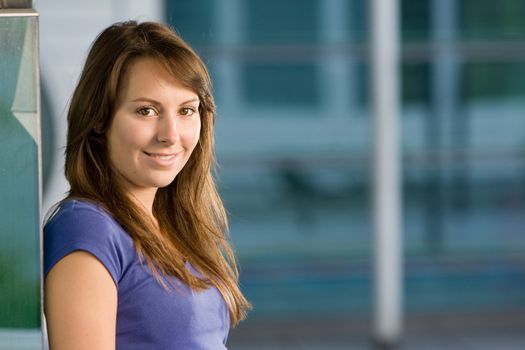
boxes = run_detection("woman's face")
[107,57,201,201]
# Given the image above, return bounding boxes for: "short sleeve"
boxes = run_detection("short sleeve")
[44,201,124,287]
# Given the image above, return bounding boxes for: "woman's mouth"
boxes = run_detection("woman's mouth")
[144,151,176,160]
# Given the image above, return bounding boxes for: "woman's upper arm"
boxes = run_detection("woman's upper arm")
[44,250,118,350]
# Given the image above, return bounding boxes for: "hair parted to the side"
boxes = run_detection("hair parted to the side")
[64,20,250,325]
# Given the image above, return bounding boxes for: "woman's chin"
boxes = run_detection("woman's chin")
[152,175,179,189]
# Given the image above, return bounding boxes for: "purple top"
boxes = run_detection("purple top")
[44,200,230,349]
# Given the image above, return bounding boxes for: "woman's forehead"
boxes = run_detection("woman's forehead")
[118,57,199,102]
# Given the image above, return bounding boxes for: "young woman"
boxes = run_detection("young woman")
[44,21,250,349]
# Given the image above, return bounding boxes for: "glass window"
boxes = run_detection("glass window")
[245,0,320,44]
[401,0,525,316]
[402,0,430,42]
[242,63,319,107]
[347,0,367,43]
[459,0,525,40]
[402,63,431,105]
[241,0,320,107]
[462,62,525,100]
[166,0,215,45]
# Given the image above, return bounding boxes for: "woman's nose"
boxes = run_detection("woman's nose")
[156,115,180,144]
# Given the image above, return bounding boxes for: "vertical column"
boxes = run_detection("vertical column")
[370,0,402,346]
[215,0,242,116]
[0,5,42,349]
[319,0,349,120]
[431,0,463,217]
[432,0,458,153]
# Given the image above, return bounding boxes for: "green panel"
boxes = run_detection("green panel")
[242,63,319,107]
[0,13,41,337]
[462,62,525,100]
[246,0,320,44]
[402,63,431,104]
[401,0,430,42]
[460,0,525,40]
[166,0,215,46]
[347,0,367,43]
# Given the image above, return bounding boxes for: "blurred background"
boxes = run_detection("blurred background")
[1,0,525,349]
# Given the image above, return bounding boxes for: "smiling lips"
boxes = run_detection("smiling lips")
[144,151,178,160]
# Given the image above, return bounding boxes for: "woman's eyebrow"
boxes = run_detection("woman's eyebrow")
[180,98,200,105]
[130,97,200,105]
[130,97,162,105]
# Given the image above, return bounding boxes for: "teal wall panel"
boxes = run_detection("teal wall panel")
[0,12,41,347]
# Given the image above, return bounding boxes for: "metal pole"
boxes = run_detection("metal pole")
[370,0,402,346]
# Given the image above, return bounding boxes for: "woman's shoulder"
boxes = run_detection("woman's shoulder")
[48,199,129,236]
[43,198,134,283]
[44,198,134,249]
[46,199,114,226]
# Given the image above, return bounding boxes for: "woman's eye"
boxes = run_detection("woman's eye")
[180,107,195,117]
[137,107,157,117]
[180,107,196,117]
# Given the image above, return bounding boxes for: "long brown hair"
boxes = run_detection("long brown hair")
[64,21,250,325]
